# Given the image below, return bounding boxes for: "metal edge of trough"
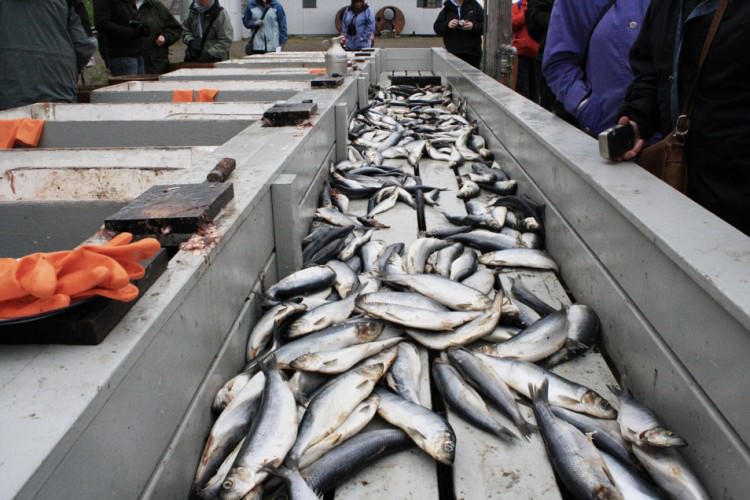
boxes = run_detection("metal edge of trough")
[6,79,358,499]
[425,48,749,496]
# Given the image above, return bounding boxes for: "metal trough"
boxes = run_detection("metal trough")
[0,49,746,500]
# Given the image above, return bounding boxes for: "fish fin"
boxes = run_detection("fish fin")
[406,426,428,442]
[322,359,339,366]
[497,425,519,442]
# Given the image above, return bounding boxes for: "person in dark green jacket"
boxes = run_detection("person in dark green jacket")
[135,0,182,74]
[0,0,95,110]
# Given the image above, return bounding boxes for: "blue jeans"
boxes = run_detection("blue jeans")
[109,56,145,76]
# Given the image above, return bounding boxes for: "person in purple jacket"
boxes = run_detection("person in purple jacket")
[541,0,651,137]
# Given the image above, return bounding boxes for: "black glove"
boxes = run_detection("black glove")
[129,20,150,37]
[188,39,202,52]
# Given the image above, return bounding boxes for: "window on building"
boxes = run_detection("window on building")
[417,0,442,7]
[303,0,316,8]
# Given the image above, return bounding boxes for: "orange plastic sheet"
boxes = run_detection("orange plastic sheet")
[0,119,45,149]
[172,89,194,102]
[197,88,219,102]
[0,233,161,319]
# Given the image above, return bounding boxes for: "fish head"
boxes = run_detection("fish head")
[643,427,687,447]
[357,361,388,381]
[431,428,457,465]
[220,467,260,500]
[368,345,399,371]
[580,391,618,419]
[355,319,385,342]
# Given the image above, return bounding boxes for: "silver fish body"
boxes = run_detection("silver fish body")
[301,429,414,495]
[386,342,423,405]
[432,358,517,441]
[551,406,633,466]
[358,300,483,331]
[263,465,321,500]
[447,348,533,438]
[381,272,493,311]
[375,388,456,464]
[477,354,617,418]
[600,451,664,500]
[530,380,623,500]
[274,317,385,368]
[246,301,307,361]
[297,395,380,469]
[475,310,568,362]
[405,293,504,350]
[291,337,402,374]
[194,371,266,488]
[404,237,452,274]
[631,445,708,500]
[612,377,687,448]
[286,288,361,339]
[286,362,387,465]
[478,248,560,273]
[220,362,298,500]
[264,265,337,303]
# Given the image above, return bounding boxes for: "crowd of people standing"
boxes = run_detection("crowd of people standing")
[0,0,747,235]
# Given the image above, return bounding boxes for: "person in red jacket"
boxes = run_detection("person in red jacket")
[512,0,540,103]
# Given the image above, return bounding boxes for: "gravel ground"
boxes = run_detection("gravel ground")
[81,35,444,86]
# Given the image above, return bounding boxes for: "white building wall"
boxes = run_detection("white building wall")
[180,0,452,40]
[281,1,444,37]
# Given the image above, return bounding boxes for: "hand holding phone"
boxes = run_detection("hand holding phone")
[598,123,635,160]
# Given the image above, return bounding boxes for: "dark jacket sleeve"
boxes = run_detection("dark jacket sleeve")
[526,0,552,44]
[157,3,182,46]
[619,7,660,140]
[470,3,485,34]
[434,7,451,36]
[94,0,138,40]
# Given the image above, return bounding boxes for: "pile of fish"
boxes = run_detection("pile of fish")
[190,84,709,500]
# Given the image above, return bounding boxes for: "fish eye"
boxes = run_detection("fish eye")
[222,479,234,489]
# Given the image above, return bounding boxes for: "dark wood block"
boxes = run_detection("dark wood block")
[262,101,318,126]
[0,249,169,345]
[310,76,345,89]
[389,72,442,86]
[104,182,234,235]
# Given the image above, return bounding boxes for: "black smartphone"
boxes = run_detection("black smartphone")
[598,123,635,160]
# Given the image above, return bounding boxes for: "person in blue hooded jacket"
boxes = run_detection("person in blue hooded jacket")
[541,0,651,137]
[243,0,287,54]
[339,0,375,51]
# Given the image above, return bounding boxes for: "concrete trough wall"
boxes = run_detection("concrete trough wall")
[0,102,268,121]
[33,120,253,148]
[90,80,309,103]
[160,67,318,82]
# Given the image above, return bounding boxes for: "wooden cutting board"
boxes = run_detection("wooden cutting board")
[104,182,234,236]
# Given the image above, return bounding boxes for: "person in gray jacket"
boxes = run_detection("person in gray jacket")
[0,0,96,110]
[182,0,233,62]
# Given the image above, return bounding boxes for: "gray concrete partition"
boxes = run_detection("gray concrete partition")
[160,67,317,82]
[90,80,309,103]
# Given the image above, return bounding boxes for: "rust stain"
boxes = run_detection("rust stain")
[3,169,16,194]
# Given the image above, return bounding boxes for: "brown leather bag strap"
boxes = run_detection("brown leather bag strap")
[681,0,729,120]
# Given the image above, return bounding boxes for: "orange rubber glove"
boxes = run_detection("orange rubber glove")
[0,294,70,319]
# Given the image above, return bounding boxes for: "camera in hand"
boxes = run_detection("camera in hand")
[598,123,635,160]
[129,20,150,37]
